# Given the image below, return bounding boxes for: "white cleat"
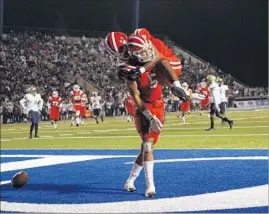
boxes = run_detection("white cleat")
[123,181,136,192]
[145,186,156,197]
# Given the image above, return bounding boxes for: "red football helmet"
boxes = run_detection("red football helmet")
[133,28,152,40]
[105,32,129,61]
[126,35,155,63]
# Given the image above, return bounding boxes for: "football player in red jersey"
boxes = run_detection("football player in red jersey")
[48,91,62,129]
[199,81,211,116]
[105,31,189,101]
[124,92,135,122]
[70,85,84,127]
[118,35,172,198]
[179,82,192,124]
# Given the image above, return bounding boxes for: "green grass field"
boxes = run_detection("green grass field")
[1,109,268,149]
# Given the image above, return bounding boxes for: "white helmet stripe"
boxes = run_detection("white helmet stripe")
[111,32,118,53]
[127,42,144,48]
[133,35,146,44]
[105,36,117,55]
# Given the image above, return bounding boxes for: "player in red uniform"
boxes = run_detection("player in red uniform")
[70,85,84,127]
[199,82,210,116]
[179,83,192,124]
[105,31,189,101]
[124,92,136,122]
[48,91,62,128]
[132,28,182,84]
[80,93,88,125]
[121,36,167,198]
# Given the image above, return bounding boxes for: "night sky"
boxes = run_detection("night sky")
[3,0,268,86]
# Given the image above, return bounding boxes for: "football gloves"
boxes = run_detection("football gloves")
[117,67,142,81]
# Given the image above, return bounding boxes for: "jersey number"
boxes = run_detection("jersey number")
[148,73,158,89]
[52,101,58,107]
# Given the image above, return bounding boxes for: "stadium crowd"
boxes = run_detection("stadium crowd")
[0,31,267,124]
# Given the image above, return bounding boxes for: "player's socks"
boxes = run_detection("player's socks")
[101,117,104,123]
[144,161,155,197]
[182,116,186,124]
[206,116,215,131]
[30,123,34,136]
[127,163,143,183]
[34,124,38,136]
[75,117,80,125]
[143,161,155,188]
[53,122,57,129]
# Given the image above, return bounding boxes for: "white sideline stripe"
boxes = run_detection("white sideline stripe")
[1,148,268,150]
[0,155,136,172]
[124,156,268,164]
[1,139,11,142]
[0,180,11,185]
[3,133,267,141]
[2,125,268,135]
[1,185,268,213]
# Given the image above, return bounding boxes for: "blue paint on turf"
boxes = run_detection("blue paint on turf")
[0,149,268,213]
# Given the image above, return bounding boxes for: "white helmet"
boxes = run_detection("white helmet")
[126,35,155,63]
[207,75,216,83]
[73,85,80,91]
[29,86,37,95]
[52,91,58,97]
[182,82,188,89]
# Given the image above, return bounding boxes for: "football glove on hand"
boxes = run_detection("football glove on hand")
[117,68,142,81]
[149,115,163,133]
[126,67,143,81]
[117,69,129,80]
[143,109,163,133]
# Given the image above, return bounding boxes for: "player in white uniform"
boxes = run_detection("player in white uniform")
[20,86,43,138]
[217,78,229,116]
[206,75,233,131]
[90,92,103,124]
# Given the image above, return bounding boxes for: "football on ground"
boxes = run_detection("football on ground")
[11,171,29,189]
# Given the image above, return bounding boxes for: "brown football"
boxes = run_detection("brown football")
[11,171,29,188]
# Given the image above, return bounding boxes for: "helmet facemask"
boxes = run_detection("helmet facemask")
[128,41,155,63]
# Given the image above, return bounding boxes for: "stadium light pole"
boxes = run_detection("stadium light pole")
[133,0,140,31]
[0,0,3,36]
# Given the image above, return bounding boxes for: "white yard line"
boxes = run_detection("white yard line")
[2,133,267,142]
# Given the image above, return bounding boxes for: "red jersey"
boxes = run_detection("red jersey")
[49,96,62,109]
[137,70,162,102]
[200,87,210,99]
[134,28,174,58]
[70,90,84,105]
[81,94,87,107]
[125,95,136,116]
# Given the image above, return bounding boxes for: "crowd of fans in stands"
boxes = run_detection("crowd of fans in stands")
[0,31,267,123]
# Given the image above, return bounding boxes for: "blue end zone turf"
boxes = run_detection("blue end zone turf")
[1,149,268,213]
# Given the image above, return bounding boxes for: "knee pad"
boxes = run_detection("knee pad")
[143,142,152,152]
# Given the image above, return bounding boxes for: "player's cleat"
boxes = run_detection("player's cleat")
[229,120,234,129]
[123,181,136,192]
[76,123,79,127]
[205,128,215,131]
[171,86,189,102]
[53,123,57,129]
[145,186,156,197]
[29,134,32,139]
[34,135,40,138]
